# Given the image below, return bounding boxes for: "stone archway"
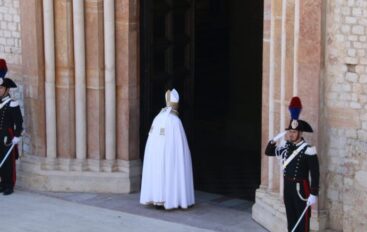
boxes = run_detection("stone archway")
[140,0,263,200]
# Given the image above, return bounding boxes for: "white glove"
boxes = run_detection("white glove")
[307,194,317,206]
[12,136,20,145]
[272,131,287,142]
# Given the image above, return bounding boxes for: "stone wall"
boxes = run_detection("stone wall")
[0,0,25,156]
[325,0,367,231]
[0,0,21,64]
[2,0,366,229]
[16,0,142,194]
[0,0,22,105]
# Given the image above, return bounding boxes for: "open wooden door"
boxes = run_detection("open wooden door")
[140,0,195,158]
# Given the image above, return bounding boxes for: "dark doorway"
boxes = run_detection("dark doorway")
[141,0,263,201]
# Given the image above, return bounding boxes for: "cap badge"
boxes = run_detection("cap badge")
[291,119,298,129]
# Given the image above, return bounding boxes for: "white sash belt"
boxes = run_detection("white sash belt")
[0,98,11,110]
[282,143,307,169]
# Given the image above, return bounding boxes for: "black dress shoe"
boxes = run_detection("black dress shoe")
[3,188,13,195]
[154,205,165,210]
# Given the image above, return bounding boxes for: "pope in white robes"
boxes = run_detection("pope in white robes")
[140,89,195,209]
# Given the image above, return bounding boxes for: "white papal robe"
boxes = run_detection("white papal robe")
[140,107,195,209]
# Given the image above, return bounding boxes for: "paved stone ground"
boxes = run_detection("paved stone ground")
[1,187,268,232]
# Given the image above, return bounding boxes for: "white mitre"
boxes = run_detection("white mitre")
[170,89,179,103]
[165,88,180,110]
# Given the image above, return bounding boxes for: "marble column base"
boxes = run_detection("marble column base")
[16,154,141,193]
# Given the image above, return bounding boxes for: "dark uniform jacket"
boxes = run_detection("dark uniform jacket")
[265,139,320,195]
[0,96,23,159]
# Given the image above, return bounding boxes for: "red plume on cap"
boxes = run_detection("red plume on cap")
[288,96,302,120]
[0,59,7,69]
[286,96,313,132]
[0,58,16,88]
[0,58,7,78]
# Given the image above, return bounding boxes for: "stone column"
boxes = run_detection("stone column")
[20,0,46,158]
[260,0,271,189]
[267,0,282,193]
[73,0,87,162]
[85,0,105,164]
[116,0,140,161]
[104,0,116,161]
[43,0,57,159]
[292,0,300,95]
[115,0,141,188]
[55,0,76,160]
[297,1,326,229]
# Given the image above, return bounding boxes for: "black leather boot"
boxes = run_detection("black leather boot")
[3,188,13,195]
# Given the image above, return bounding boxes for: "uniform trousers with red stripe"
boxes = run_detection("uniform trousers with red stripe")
[0,145,16,190]
[284,178,311,232]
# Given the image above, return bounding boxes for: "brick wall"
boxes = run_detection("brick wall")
[0,0,25,155]
[0,0,22,110]
[0,0,21,64]
[325,0,367,231]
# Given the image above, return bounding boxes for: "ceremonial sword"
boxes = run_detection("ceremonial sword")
[0,143,16,168]
[291,203,310,232]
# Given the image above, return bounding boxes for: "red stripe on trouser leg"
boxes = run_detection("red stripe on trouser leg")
[7,128,17,187]
[303,180,311,232]
[11,151,16,186]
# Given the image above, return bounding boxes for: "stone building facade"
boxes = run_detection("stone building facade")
[252,0,367,231]
[324,0,367,231]
[0,0,21,64]
[1,0,366,231]
[2,0,142,193]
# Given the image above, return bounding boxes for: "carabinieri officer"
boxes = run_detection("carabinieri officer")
[0,58,23,196]
[265,96,320,232]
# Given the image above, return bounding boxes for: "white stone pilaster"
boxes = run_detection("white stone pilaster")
[104,0,116,161]
[73,0,87,161]
[293,0,300,96]
[43,0,57,159]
